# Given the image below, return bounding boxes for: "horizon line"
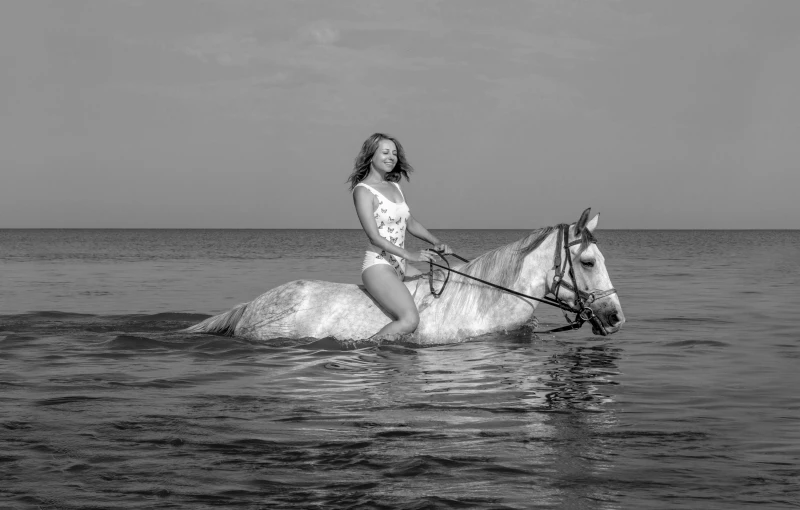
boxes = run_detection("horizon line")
[1,227,798,231]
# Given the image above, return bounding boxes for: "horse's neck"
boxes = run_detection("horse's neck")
[430,232,555,327]
[517,236,556,301]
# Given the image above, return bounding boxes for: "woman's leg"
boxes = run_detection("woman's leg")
[403,263,423,278]
[362,264,419,340]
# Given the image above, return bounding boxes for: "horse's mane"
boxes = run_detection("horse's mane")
[442,225,562,317]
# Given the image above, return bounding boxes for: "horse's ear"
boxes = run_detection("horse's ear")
[575,208,591,235]
[586,213,599,233]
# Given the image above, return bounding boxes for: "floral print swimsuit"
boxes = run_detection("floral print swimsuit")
[355,182,410,278]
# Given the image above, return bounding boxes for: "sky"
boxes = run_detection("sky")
[1,0,798,229]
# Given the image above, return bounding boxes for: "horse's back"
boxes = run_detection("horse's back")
[235,279,410,341]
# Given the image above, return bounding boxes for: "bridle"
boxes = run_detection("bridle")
[426,224,618,335]
[545,224,618,334]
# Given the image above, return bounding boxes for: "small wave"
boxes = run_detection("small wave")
[104,335,174,350]
[395,495,504,509]
[196,438,282,457]
[110,421,144,430]
[296,336,353,351]
[665,339,729,348]
[384,454,487,478]
[400,402,532,415]
[596,430,709,441]
[15,311,96,319]
[191,337,256,352]
[2,421,32,430]
[2,311,212,336]
[375,429,429,439]
[133,312,211,322]
[655,316,732,325]
[35,395,107,406]
[0,334,38,346]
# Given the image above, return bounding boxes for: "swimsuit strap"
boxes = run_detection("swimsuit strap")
[354,182,376,192]
[355,183,384,199]
[392,182,405,201]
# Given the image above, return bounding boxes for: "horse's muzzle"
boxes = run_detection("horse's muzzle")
[592,306,625,335]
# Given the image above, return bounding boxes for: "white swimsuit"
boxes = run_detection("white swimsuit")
[355,182,410,278]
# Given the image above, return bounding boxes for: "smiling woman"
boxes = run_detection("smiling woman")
[348,133,454,341]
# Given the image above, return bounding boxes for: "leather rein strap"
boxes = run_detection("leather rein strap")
[427,224,617,335]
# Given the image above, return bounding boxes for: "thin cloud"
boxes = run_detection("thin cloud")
[301,21,340,46]
[176,32,262,66]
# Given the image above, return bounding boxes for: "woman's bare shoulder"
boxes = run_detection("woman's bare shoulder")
[353,185,376,202]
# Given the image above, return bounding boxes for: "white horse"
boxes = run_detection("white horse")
[185,209,625,345]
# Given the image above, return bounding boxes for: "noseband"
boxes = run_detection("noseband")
[426,224,617,335]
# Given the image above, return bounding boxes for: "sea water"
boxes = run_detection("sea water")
[1,229,798,509]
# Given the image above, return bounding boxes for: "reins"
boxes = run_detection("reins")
[424,225,617,335]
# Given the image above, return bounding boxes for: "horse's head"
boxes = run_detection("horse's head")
[556,208,625,335]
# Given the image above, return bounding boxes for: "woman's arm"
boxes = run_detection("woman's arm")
[407,214,452,254]
[353,188,435,263]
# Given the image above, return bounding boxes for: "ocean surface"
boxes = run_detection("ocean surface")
[1,229,798,509]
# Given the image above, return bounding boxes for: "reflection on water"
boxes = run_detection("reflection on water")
[542,342,621,412]
[538,343,623,509]
[1,313,626,509]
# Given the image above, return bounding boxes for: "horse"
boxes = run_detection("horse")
[184,208,625,345]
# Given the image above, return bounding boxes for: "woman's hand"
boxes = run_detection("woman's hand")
[433,243,453,255]
[407,249,438,263]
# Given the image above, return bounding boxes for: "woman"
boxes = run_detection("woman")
[348,133,453,340]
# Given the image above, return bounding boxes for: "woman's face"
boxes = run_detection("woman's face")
[371,139,397,173]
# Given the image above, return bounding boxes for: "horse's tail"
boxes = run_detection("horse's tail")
[182,302,249,336]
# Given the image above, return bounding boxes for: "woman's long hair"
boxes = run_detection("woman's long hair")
[346,133,414,191]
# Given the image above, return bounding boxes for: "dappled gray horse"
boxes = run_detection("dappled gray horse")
[185,209,625,345]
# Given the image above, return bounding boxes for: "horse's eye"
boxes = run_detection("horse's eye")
[581,260,595,268]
